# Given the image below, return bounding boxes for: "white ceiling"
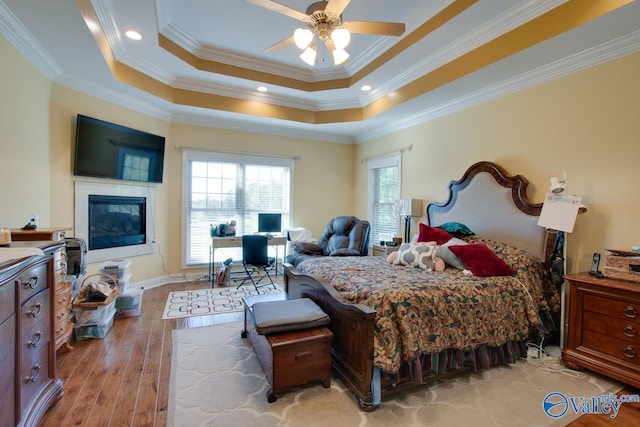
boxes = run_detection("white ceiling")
[2,0,639,143]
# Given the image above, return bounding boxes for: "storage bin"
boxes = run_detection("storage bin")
[99,259,131,279]
[115,288,143,318]
[74,315,115,340]
[73,298,117,325]
[116,273,132,292]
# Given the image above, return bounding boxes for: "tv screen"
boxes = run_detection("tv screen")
[74,114,166,183]
[258,213,282,234]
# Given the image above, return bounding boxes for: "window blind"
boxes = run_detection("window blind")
[368,155,400,244]
[183,151,292,266]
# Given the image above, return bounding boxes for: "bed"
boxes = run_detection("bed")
[283,161,560,410]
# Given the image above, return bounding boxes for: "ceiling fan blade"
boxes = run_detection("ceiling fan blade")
[344,20,406,36]
[325,0,351,17]
[245,0,308,21]
[265,36,296,53]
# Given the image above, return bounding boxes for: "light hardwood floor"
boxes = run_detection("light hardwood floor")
[40,277,639,426]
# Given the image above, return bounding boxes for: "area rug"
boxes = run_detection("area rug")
[169,322,623,427]
[162,284,281,320]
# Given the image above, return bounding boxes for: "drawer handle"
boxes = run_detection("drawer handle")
[295,351,312,360]
[28,331,42,348]
[623,345,637,359]
[624,306,638,318]
[27,302,42,318]
[25,365,41,383]
[624,325,637,338]
[20,275,39,289]
[58,296,67,305]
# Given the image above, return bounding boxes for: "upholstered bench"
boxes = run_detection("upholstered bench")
[241,293,333,403]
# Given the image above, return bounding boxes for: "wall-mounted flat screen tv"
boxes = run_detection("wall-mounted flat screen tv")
[74,114,166,183]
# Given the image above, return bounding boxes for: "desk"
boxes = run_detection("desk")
[209,235,287,283]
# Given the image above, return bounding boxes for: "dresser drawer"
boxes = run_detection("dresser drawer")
[18,261,49,304]
[0,281,15,325]
[583,310,640,344]
[21,289,50,333]
[582,329,640,365]
[583,292,640,324]
[20,335,51,414]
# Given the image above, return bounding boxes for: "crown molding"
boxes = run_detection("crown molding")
[356,29,640,143]
[0,0,61,80]
[92,0,125,58]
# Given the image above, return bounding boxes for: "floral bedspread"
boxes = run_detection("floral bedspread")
[295,236,560,373]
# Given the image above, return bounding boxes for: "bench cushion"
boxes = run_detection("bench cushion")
[253,298,329,335]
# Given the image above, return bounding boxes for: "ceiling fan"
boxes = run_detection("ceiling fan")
[246,0,406,65]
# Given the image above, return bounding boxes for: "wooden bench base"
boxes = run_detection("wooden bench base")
[242,294,333,402]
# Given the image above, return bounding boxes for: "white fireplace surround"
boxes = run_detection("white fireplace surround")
[75,181,156,264]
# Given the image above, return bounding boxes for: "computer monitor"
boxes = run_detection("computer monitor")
[258,213,282,235]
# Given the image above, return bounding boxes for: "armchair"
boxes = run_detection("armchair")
[285,216,370,266]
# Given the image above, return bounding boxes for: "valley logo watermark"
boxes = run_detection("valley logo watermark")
[542,391,640,419]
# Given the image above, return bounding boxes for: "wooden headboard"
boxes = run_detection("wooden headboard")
[426,161,548,261]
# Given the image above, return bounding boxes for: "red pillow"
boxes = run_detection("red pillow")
[417,223,453,245]
[447,243,515,277]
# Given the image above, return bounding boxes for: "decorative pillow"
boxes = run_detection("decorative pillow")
[393,242,438,270]
[447,243,515,277]
[434,257,446,272]
[386,251,398,264]
[442,237,468,247]
[330,248,360,256]
[437,245,466,270]
[292,242,324,255]
[417,223,454,245]
[437,222,474,236]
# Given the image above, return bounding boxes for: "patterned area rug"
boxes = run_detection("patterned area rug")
[169,322,623,427]
[161,284,281,320]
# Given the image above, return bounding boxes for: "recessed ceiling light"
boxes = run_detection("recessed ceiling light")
[125,30,142,41]
[361,85,372,91]
[257,86,268,92]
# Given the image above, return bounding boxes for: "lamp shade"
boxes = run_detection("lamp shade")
[299,44,317,65]
[399,199,423,217]
[331,28,351,49]
[332,48,350,65]
[294,28,313,49]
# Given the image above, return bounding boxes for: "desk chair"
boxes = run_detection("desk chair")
[236,235,276,291]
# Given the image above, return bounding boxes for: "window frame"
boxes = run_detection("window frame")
[367,154,401,247]
[181,150,294,269]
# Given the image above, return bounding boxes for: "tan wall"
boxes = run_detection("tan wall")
[0,36,51,227]
[355,52,640,274]
[47,88,354,281]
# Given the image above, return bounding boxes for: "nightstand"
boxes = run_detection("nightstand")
[372,244,400,257]
[562,272,640,388]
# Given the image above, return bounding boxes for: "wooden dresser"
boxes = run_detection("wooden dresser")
[0,241,64,426]
[563,272,640,387]
[11,228,73,352]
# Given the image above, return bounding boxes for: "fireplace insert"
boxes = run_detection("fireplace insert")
[88,195,146,250]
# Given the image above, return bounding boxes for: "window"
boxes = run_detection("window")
[368,155,400,245]
[182,151,292,266]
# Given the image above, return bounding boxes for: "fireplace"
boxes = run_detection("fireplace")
[75,182,156,263]
[88,195,146,250]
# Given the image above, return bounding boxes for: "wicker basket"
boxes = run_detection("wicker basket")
[604,255,640,283]
[73,273,120,307]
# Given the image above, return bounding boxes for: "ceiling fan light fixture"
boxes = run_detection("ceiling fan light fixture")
[300,44,317,65]
[332,47,349,65]
[331,27,350,49]
[294,28,314,49]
